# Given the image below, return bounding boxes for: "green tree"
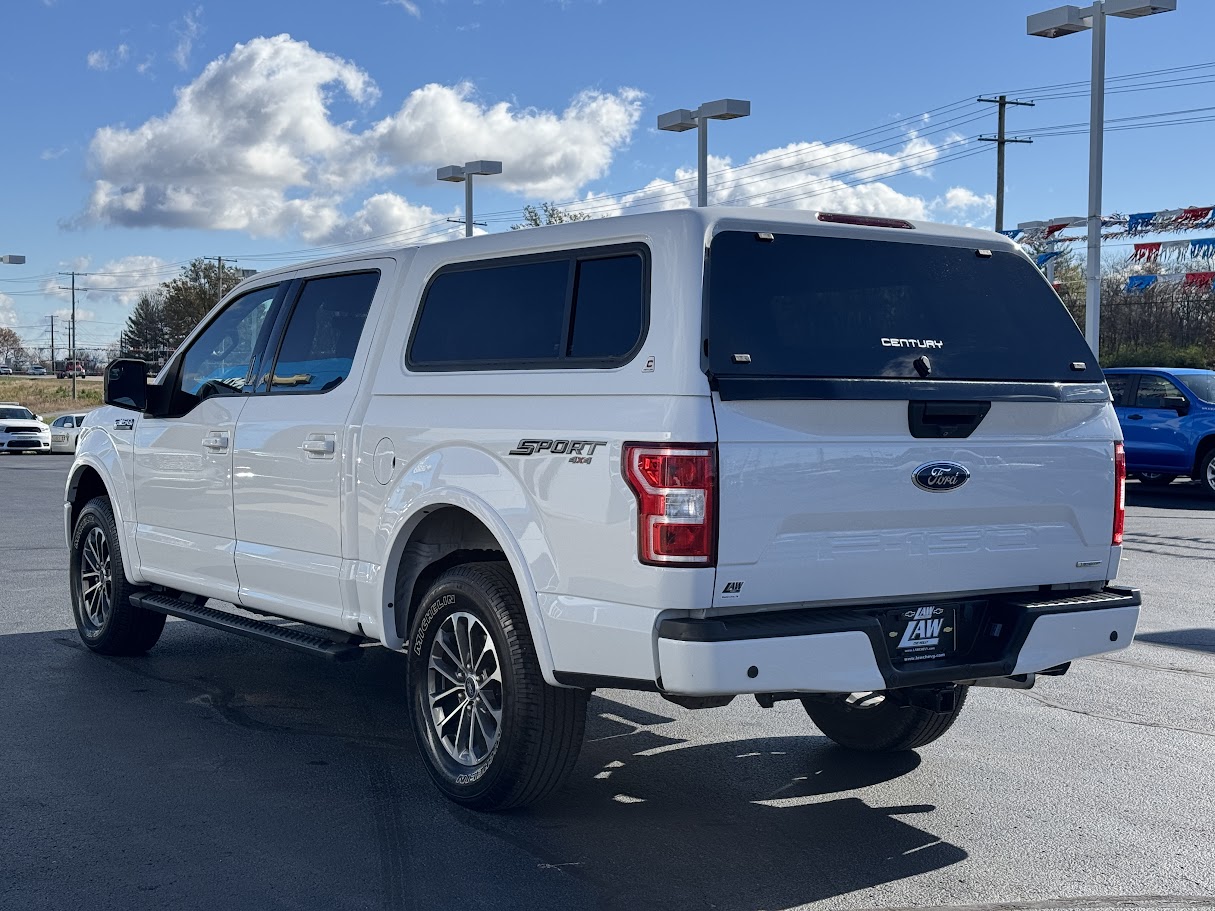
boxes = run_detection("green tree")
[121,291,167,359]
[161,258,246,347]
[511,202,592,230]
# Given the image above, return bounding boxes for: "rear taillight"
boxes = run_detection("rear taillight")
[1113,442,1126,545]
[624,444,716,566]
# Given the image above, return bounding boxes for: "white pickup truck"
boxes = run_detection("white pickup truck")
[67,208,1140,810]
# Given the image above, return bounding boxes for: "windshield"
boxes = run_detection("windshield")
[707,231,1101,383]
[0,407,35,420]
[1178,372,1215,403]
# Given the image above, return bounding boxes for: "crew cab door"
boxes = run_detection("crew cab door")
[1119,373,1192,472]
[133,282,283,601]
[231,269,381,627]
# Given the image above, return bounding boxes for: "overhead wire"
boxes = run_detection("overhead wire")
[6,60,1215,326]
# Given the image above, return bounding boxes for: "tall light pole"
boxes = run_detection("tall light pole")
[1028,0,1177,355]
[437,160,503,237]
[657,99,751,207]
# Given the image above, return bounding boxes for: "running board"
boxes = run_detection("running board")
[130,592,367,661]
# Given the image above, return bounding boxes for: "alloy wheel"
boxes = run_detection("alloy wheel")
[426,611,504,766]
[79,526,113,634]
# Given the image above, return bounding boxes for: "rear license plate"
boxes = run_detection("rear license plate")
[52,435,66,442]
[886,605,957,663]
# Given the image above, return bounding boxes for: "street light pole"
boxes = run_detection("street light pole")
[1028,0,1178,356]
[657,99,751,207]
[437,160,503,237]
[1085,8,1106,353]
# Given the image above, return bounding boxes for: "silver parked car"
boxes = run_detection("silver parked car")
[50,413,90,453]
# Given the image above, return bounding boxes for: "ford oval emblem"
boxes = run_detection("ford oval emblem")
[913,461,970,492]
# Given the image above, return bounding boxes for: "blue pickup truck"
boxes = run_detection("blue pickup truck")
[1104,367,1215,497]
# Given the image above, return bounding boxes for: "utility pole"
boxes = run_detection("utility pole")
[57,271,88,401]
[203,256,234,306]
[978,95,1035,232]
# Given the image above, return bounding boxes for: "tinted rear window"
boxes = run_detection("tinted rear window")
[408,246,648,369]
[707,231,1101,383]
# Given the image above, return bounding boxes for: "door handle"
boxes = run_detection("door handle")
[1128,414,1144,420]
[301,433,336,458]
[202,433,230,451]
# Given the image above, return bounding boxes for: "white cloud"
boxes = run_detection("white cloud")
[0,293,18,328]
[384,0,421,18]
[366,83,643,199]
[942,186,995,213]
[41,147,68,160]
[40,256,175,308]
[79,34,642,243]
[172,7,203,70]
[136,56,155,76]
[571,134,963,221]
[87,43,130,71]
[54,308,97,322]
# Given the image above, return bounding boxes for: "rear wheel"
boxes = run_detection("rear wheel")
[1137,472,1176,487]
[70,497,166,655]
[802,687,968,752]
[407,562,587,811]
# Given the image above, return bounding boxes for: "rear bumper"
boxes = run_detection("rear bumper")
[656,586,1140,696]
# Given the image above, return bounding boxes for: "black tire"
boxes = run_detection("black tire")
[1198,449,1215,499]
[1137,472,1176,487]
[70,497,166,655]
[407,562,587,811]
[801,687,969,752]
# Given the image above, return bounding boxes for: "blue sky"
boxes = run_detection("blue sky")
[1,0,1212,355]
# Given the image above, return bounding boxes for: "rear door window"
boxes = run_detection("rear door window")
[408,245,648,370]
[1106,374,1132,406]
[707,231,1100,384]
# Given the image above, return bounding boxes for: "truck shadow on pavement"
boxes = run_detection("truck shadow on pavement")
[1134,627,1215,655]
[1126,480,1214,511]
[474,700,967,911]
[1,625,966,911]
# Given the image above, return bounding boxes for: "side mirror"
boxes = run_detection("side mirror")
[1162,395,1189,416]
[104,358,149,411]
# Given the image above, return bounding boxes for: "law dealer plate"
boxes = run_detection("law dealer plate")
[884,604,957,664]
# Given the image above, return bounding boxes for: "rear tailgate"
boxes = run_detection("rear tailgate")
[712,397,1118,609]
[705,225,1117,610]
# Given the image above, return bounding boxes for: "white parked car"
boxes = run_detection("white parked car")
[0,365,12,375]
[1,403,51,453]
[49,412,90,453]
[66,208,1140,810]
[27,364,47,376]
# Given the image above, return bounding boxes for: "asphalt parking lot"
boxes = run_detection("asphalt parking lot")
[1,454,1212,911]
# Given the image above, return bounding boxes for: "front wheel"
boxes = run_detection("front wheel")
[802,687,968,752]
[1199,450,1215,499]
[70,497,166,655]
[407,562,587,811]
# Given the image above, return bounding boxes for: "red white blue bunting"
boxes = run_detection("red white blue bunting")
[1010,205,1215,242]
[1124,271,1215,292]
